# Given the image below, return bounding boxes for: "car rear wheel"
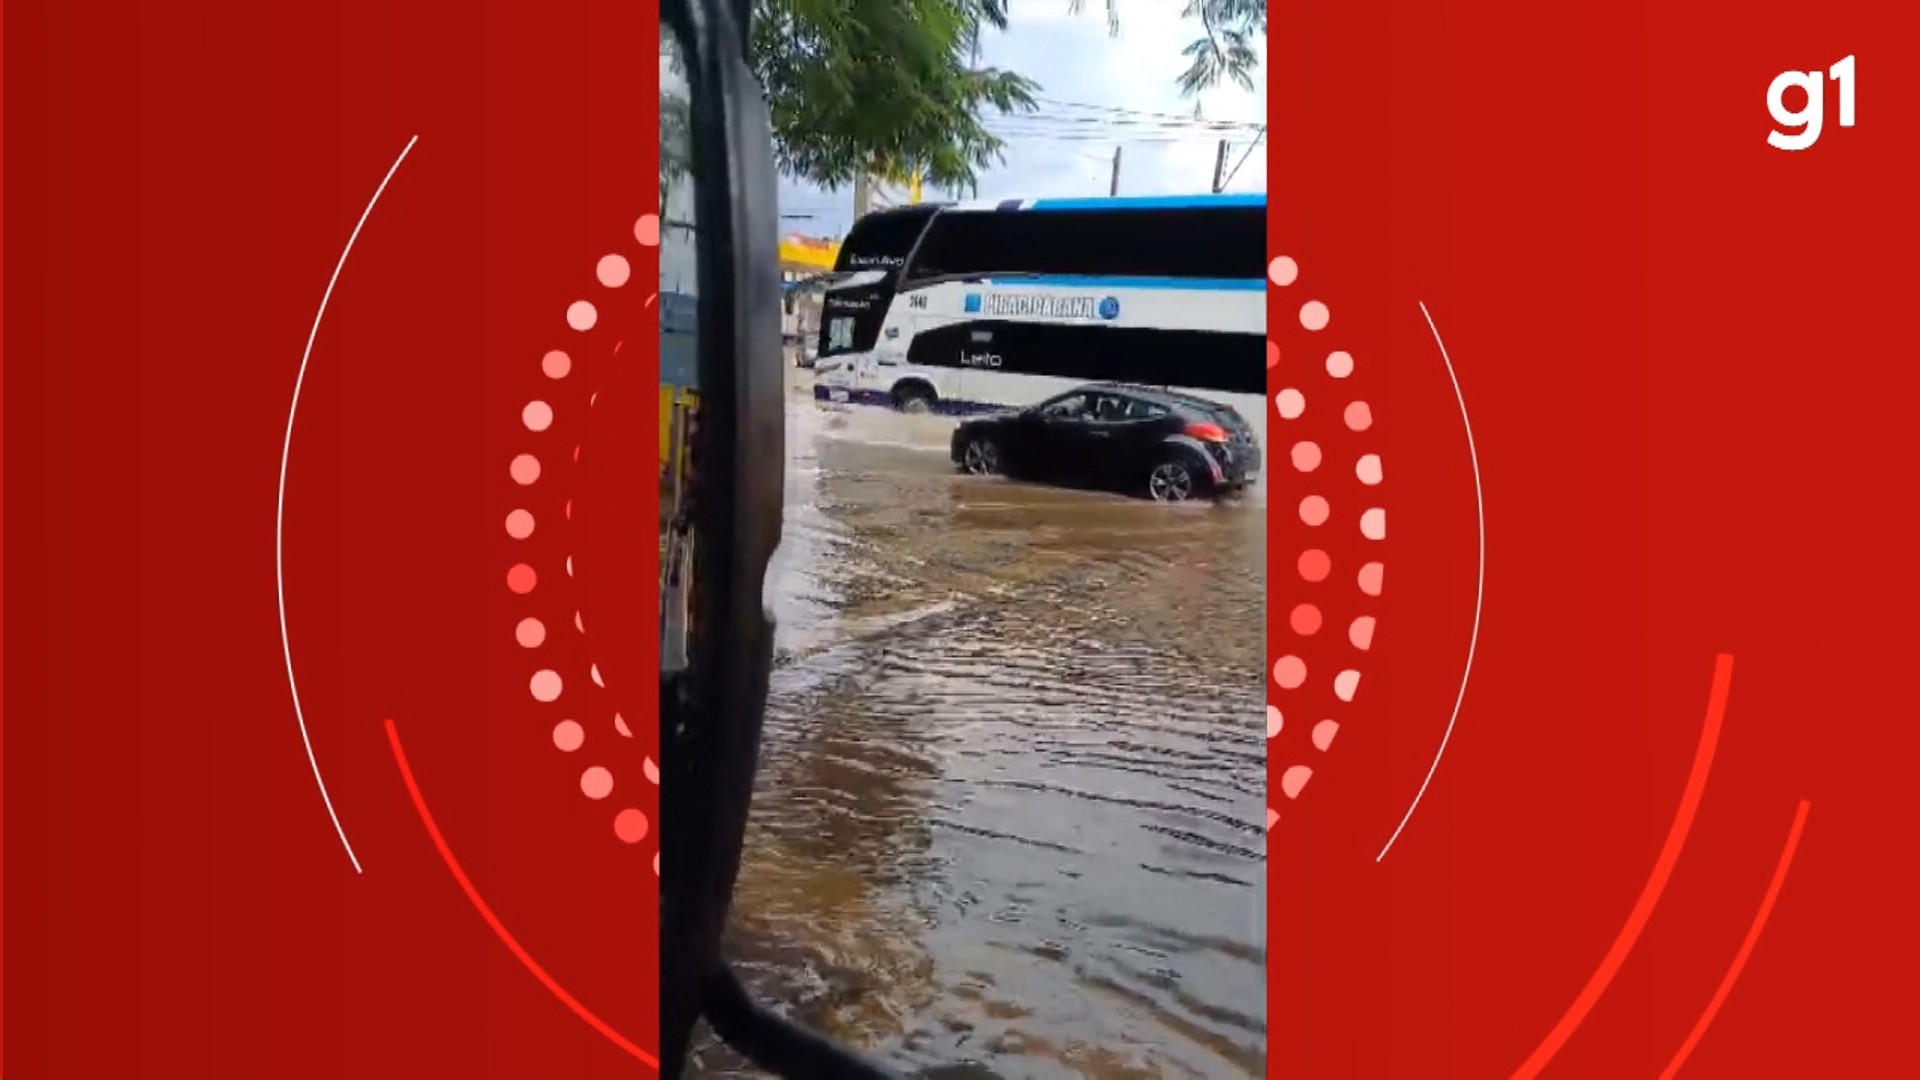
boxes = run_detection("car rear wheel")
[960,436,1001,476]
[1147,459,1199,502]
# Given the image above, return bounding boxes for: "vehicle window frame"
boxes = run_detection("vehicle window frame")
[657,3,905,1077]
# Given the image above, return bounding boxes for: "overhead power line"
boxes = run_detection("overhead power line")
[977,101,1264,152]
[1034,96,1263,127]
[992,110,1262,134]
[988,137,1234,145]
[984,116,1250,135]
[981,127,1240,145]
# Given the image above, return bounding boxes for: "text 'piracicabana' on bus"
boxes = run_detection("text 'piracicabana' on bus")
[967,293,1120,320]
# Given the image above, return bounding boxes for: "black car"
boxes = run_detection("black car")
[949,384,1261,502]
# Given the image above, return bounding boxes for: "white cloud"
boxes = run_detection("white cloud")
[776,5,1267,235]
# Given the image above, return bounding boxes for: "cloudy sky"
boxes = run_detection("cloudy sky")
[778,3,1268,236]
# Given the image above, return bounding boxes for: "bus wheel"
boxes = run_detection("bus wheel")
[960,436,1001,476]
[1147,459,1198,503]
[893,382,936,414]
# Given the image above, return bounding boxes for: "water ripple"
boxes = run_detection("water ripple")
[711,386,1266,1078]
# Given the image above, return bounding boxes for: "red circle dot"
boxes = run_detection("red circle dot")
[614,808,650,843]
[506,564,537,594]
[1290,603,1323,635]
[1298,549,1331,582]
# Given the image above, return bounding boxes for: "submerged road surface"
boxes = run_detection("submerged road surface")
[693,374,1267,1078]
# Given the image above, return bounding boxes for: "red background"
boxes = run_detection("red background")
[1271,2,1919,1077]
[12,0,1920,1078]
[6,0,661,1075]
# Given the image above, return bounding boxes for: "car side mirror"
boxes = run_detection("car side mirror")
[658,1,897,1077]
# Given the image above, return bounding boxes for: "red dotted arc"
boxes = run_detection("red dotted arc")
[1268,254,1385,831]
[577,227,660,853]
[504,212,662,870]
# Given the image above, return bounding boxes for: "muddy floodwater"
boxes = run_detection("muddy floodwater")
[691,372,1267,1078]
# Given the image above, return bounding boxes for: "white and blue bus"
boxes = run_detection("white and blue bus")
[813,193,1267,452]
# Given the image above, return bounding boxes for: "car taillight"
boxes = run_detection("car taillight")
[1185,421,1228,442]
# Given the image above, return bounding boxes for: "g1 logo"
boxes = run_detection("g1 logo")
[1768,54,1855,152]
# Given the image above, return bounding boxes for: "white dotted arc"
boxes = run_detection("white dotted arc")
[1269,252,1384,830]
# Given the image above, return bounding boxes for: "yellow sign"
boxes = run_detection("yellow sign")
[778,235,839,271]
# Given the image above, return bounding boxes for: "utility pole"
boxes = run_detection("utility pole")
[1211,139,1229,193]
[852,172,871,220]
[1219,126,1267,193]
[1109,146,1123,196]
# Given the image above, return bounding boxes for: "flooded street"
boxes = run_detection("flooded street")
[693,372,1267,1078]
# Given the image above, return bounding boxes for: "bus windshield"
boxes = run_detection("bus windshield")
[815,205,945,361]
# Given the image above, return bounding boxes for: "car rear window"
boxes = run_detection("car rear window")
[1170,401,1226,422]
[1169,398,1247,427]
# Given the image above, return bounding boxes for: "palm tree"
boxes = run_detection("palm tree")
[1065,0,1267,94]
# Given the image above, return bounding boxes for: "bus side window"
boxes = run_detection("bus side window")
[904,213,1016,281]
[902,199,1274,289]
[908,207,1267,282]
